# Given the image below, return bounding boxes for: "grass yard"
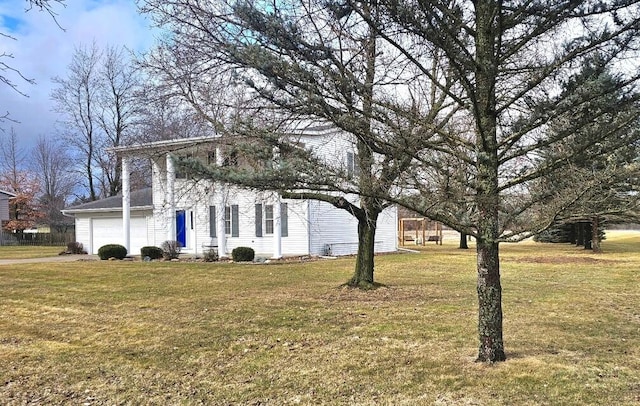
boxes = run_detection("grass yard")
[1,232,639,405]
[0,245,64,260]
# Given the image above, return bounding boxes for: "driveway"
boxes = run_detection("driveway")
[0,255,99,265]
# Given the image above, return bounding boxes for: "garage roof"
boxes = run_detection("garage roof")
[62,188,153,214]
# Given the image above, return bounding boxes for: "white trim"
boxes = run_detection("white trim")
[62,206,153,215]
[166,153,176,241]
[272,195,282,259]
[122,156,131,253]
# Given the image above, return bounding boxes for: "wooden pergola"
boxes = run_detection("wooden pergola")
[398,217,443,246]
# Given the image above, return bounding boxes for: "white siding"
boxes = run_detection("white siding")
[0,197,9,222]
[308,200,397,256]
[211,188,310,257]
[75,217,91,253]
[376,206,398,253]
[299,130,354,173]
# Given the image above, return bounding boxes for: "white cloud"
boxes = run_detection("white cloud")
[0,0,155,150]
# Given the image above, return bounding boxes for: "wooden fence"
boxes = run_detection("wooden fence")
[0,231,75,246]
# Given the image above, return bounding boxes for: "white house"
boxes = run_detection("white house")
[62,126,398,258]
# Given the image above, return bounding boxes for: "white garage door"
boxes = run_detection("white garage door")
[91,217,149,256]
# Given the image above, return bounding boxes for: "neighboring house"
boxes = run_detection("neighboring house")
[0,190,16,246]
[62,126,398,257]
[0,190,16,224]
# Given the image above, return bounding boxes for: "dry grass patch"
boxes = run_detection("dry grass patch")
[0,245,63,259]
[1,232,639,404]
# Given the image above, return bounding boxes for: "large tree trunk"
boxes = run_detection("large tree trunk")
[568,223,576,245]
[592,216,601,253]
[576,222,585,247]
[474,1,505,362]
[459,232,469,249]
[348,210,379,290]
[583,222,593,250]
[476,239,506,362]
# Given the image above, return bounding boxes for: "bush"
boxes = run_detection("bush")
[203,248,219,262]
[161,240,181,260]
[66,242,86,254]
[140,246,164,260]
[232,246,255,262]
[97,244,128,260]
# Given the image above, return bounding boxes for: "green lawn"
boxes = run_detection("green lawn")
[1,232,639,405]
[0,245,64,259]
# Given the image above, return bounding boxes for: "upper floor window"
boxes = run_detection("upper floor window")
[347,151,360,179]
[223,150,238,167]
[207,150,217,165]
[175,154,193,179]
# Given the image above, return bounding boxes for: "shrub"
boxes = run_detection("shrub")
[232,246,255,262]
[97,244,128,260]
[140,246,164,260]
[161,240,181,260]
[203,247,219,262]
[66,242,86,254]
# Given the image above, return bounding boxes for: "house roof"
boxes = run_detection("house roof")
[108,121,338,156]
[62,188,153,214]
[0,190,16,197]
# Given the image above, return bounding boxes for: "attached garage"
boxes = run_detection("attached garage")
[90,216,150,256]
[62,189,154,256]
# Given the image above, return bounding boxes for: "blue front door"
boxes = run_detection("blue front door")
[176,210,186,248]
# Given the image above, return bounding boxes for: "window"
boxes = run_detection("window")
[224,205,239,237]
[207,150,217,165]
[223,150,238,167]
[224,206,231,235]
[255,203,288,237]
[347,151,360,179]
[264,205,274,234]
[175,154,193,179]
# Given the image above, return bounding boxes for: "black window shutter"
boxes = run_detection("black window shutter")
[255,204,263,237]
[209,206,216,237]
[280,203,288,237]
[231,205,239,237]
[347,152,354,178]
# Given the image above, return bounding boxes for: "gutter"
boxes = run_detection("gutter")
[61,205,154,215]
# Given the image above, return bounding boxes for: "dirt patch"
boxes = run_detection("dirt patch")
[510,256,619,264]
[323,284,430,303]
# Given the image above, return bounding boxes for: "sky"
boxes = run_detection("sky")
[0,0,156,152]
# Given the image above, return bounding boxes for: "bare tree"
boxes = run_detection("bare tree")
[52,43,141,200]
[31,136,77,232]
[0,128,26,181]
[96,45,140,196]
[0,128,43,231]
[52,43,101,201]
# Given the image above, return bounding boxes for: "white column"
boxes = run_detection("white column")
[122,156,131,254]
[216,193,227,257]
[272,194,282,259]
[271,146,282,259]
[215,146,228,257]
[166,153,176,241]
